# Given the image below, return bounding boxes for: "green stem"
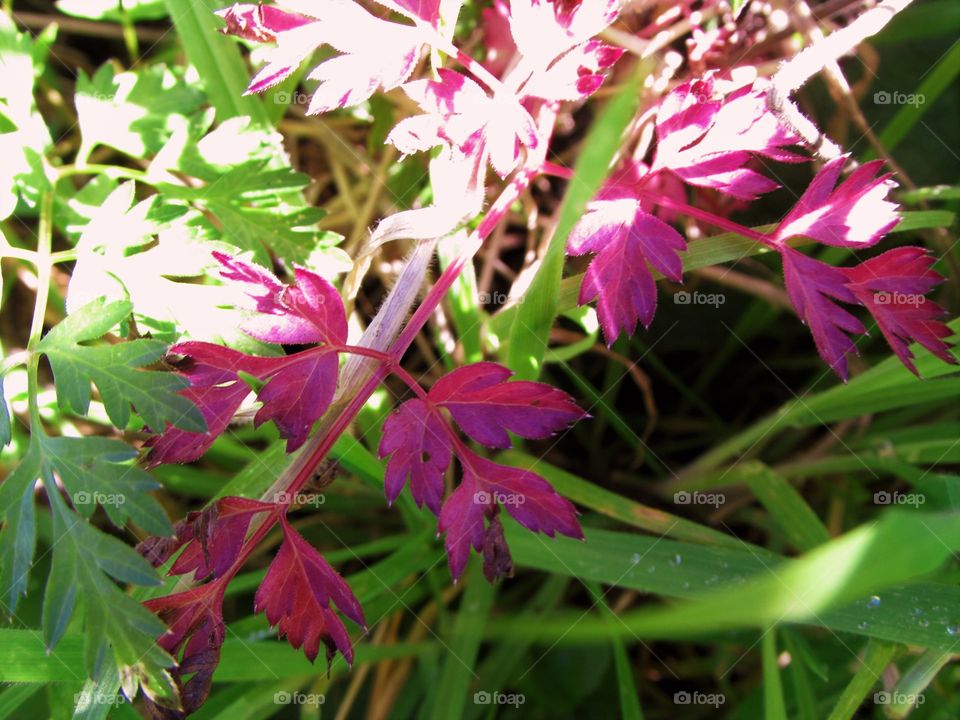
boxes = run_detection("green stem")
[57,164,148,182]
[25,189,54,429]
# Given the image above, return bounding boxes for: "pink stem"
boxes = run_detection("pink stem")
[540,160,777,247]
[635,188,776,246]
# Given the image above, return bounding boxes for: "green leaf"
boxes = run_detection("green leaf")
[0,440,41,610]
[499,449,746,549]
[0,374,10,446]
[43,436,172,536]
[900,185,960,204]
[584,581,644,720]
[163,0,270,125]
[56,0,167,22]
[505,66,646,379]
[166,161,350,268]
[45,489,173,697]
[888,648,950,719]
[0,15,53,218]
[75,63,204,163]
[38,297,204,432]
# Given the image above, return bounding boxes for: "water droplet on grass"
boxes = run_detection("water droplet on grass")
[867,595,881,608]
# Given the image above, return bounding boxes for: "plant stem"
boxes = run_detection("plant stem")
[25,190,54,429]
[636,189,776,246]
[539,161,777,247]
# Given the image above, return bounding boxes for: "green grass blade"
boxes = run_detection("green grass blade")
[427,558,496,720]
[825,640,898,720]
[763,629,788,720]
[864,38,960,159]
[585,581,644,720]
[498,449,746,549]
[739,461,831,551]
[505,67,646,380]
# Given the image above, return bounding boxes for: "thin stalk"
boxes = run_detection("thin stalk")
[25,190,54,429]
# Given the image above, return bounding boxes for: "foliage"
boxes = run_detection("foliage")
[1,1,959,718]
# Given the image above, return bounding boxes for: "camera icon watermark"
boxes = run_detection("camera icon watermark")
[274,691,325,706]
[874,691,924,707]
[274,491,326,507]
[873,90,925,107]
[474,491,525,507]
[473,690,525,707]
[674,691,726,707]
[673,490,725,508]
[873,490,925,507]
[72,490,126,507]
[674,290,725,308]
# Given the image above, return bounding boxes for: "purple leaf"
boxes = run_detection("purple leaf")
[214,252,347,346]
[844,247,956,374]
[652,72,802,200]
[389,69,537,177]
[143,342,280,467]
[144,582,227,717]
[146,253,349,464]
[223,1,425,111]
[508,0,622,68]
[439,448,582,581]
[429,362,584,448]
[782,248,865,380]
[253,350,340,450]
[255,517,365,665]
[774,157,900,248]
[378,398,452,514]
[138,497,279,581]
[521,38,623,102]
[215,3,313,42]
[568,200,686,343]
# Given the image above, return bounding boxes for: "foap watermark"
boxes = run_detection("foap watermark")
[274,491,326,507]
[274,691,325,706]
[874,490,925,507]
[674,691,726,708]
[874,691,925,707]
[473,691,525,708]
[73,490,125,507]
[474,490,525,506]
[874,291,926,307]
[674,290,725,308]
[674,490,725,508]
[873,90,925,107]
[274,90,311,106]
[73,691,125,707]
[478,290,511,306]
